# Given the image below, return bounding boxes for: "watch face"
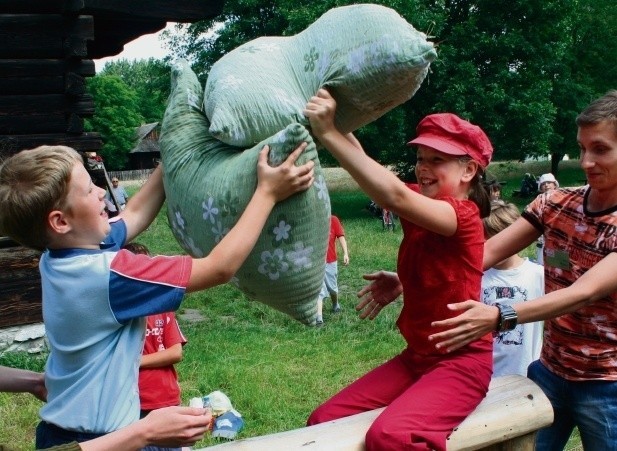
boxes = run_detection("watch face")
[497,303,517,332]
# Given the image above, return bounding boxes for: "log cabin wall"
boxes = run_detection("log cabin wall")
[0,0,224,328]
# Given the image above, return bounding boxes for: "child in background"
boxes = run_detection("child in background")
[481,201,544,377]
[315,214,349,326]
[123,242,188,419]
[304,89,493,451]
[535,173,559,264]
[0,143,313,448]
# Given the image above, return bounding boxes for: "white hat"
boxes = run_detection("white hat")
[538,173,559,189]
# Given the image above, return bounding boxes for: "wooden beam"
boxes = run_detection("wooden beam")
[0,1,74,14]
[0,132,103,155]
[0,15,94,58]
[87,18,167,59]
[202,375,554,451]
[0,72,84,96]
[0,94,94,116]
[81,0,225,21]
[0,59,95,77]
[0,246,43,329]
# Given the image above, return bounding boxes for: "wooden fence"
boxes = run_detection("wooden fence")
[107,169,154,182]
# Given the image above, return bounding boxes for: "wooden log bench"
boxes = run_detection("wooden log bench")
[199,375,553,451]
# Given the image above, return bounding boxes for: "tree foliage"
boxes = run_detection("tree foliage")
[85,75,144,170]
[80,2,617,174]
[158,0,616,175]
[100,58,171,124]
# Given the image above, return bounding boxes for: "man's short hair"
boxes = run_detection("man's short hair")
[576,90,617,133]
[0,145,82,250]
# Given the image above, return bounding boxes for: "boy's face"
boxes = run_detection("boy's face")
[59,163,110,248]
[578,121,617,192]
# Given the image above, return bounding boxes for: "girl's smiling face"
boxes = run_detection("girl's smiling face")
[414,146,475,199]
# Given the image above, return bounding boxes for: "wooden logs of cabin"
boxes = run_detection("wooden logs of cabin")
[0,1,225,330]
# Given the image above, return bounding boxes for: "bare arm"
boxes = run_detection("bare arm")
[305,89,457,236]
[80,406,211,450]
[121,165,166,243]
[430,252,617,352]
[0,366,46,402]
[140,343,183,369]
[187,143,314,292]
[483,217,539,269]
[337,236,349,265]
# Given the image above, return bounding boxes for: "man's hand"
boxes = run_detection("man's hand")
[356,271,403,320]
[429,301,500,352]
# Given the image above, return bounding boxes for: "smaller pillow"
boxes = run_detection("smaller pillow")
[159,60,330,325]
[204,4,437,147]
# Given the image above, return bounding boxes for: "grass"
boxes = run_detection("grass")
[0,162,584,450]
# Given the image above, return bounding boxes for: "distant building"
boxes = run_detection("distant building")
[130,122,160,169]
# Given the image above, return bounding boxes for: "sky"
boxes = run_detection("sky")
[94,23,177,72]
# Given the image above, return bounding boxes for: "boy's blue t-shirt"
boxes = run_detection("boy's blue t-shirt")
[39,220,192,433]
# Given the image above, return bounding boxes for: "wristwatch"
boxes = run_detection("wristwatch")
[495,303,518,332]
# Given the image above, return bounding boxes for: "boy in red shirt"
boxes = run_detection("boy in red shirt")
[123,242,188,418]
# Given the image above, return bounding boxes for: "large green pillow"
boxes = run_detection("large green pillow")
[204,3,437,147]
[159,60,329,325]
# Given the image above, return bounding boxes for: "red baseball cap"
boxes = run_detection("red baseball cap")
[407,113,493,168]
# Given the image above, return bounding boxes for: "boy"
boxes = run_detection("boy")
[315,214,349,326]
[123,242,187,420]
[481,200,544,377]
[0,143,313,447]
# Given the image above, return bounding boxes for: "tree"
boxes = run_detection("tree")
[99,58,171,124]
[163,0,617,175]
[85,75,144,170]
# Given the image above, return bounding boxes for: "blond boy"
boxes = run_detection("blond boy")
[0,143,313,447]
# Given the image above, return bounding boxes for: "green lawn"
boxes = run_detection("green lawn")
[0,162,584,449]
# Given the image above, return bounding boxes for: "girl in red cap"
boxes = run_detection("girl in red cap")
[304,89,494,451]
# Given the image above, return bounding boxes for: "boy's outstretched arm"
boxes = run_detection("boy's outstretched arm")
[121,165,166,243]
[187,143,314,292]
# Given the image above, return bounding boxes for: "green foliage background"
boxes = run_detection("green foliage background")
[86,1,616,173]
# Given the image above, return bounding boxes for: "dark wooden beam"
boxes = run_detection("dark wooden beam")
[0,59,95,77]
[0,94,94,116]
[0,247,43,329]
[0,15,94,58]
[0,132,103,155]
[81,0,224,21]
[0,72,85,96]
[87,18,166,59]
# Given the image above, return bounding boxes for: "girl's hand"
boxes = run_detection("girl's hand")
[304,88,338,139]
[428,301,499,352]
[356,271,403,320]
[256,142,314,202]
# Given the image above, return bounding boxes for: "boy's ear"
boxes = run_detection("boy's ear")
[47,210,72,235]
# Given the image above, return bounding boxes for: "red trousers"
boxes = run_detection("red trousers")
[307,345,492,450]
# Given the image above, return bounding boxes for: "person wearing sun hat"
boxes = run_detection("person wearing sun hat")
[304,89,493,451]
[537,173,559,193]
[534,173,560,264]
